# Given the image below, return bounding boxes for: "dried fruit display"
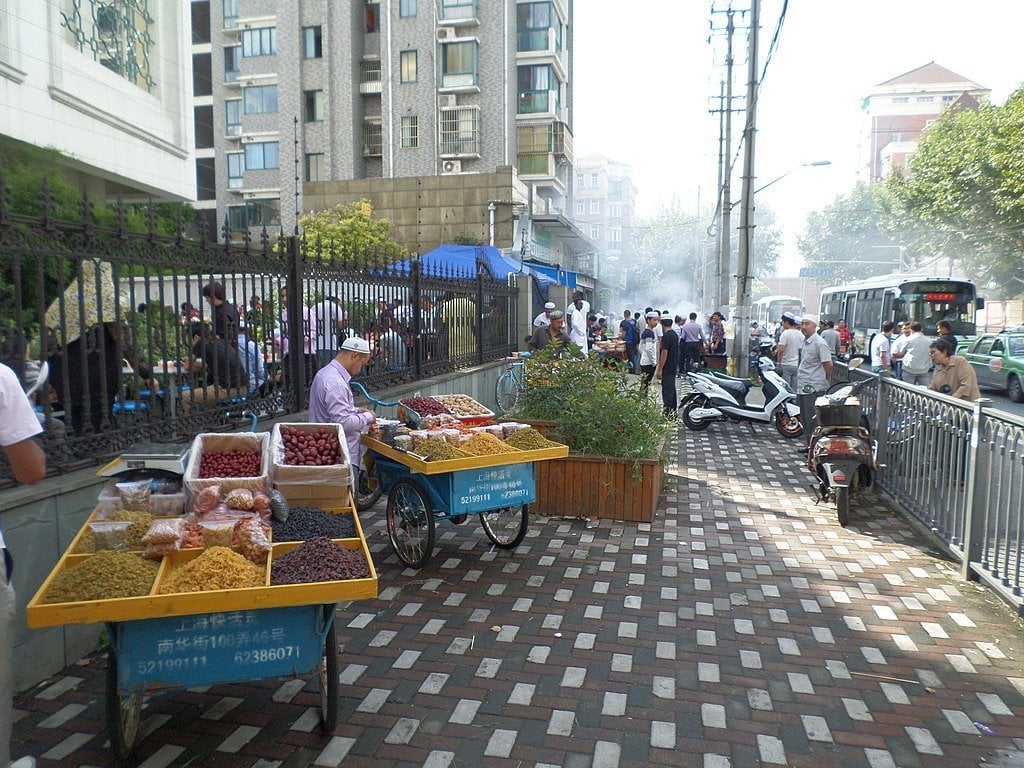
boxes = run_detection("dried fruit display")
[280,426,343,466]
[198,450,261,478]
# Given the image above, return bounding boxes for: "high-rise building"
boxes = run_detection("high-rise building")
[192,0,583,264]
[570,155,636,279]
[858,62,989,183]
[2,1,195,201]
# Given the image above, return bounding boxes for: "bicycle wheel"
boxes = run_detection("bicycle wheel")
[106,647,143,764]
[495,371,520,415]
[318,608,338,734]
[386,479,435,568]
[480,505,529,549]
[354,454,383,512]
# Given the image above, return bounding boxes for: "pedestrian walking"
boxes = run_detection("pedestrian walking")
[870,321,894,373]
[820,320,841,357]
[889,322,912,378]
[565,291,590,349]
[637,311,660,392]
[937,319,958,354]
[654,317,680,417]
[928,337,979,400]
[795,314,833,451]
[900,322,933,386]
[836,319,853,357]
[618,309,639,372]
[707,311,726,357]
[679,312,706,374]
[776,312,802,393]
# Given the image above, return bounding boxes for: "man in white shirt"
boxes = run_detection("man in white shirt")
[775,312,803,392]
[900,321,933,386]
[1,362,46,768]
[795,315,834,452]
[565,291,590,348]
[533,301,557,328]
[889,322,911,378]
[870,321,894,373]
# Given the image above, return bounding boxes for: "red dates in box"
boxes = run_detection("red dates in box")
[198,450,262,478]
[400,396,449,416]
[281,426,342,466]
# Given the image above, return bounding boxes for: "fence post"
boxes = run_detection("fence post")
[960,397,991,582]
[286,234,307,411]
[411,259,422,380]
[873,372,890,474]
[477,269,485,366]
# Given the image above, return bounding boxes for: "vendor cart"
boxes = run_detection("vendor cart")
[362,436,568,569]
[27,489,376,766]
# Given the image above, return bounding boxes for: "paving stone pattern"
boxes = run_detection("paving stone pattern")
[13,425,1024,767]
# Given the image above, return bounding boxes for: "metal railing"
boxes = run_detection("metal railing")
[0,176,517,486]
[834,363,1024,612]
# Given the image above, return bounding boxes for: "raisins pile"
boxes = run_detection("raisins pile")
[269,505,357,542]
[271,537,370,585]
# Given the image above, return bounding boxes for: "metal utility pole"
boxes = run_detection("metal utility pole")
[713,79,725,308]
[730,0,758,377]
[718,9,736,316]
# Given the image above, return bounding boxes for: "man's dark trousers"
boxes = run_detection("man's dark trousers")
[662,376,677,416]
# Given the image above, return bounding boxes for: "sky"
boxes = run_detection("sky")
[572,0,1024,278]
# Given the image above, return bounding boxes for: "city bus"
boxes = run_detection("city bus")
[817,273,983,354]
[751,295,804,329]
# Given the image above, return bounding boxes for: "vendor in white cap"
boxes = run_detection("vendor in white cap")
[308,336,377,472]
[533,301,557,328]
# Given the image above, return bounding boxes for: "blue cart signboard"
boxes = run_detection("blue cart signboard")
[450,463,536,512]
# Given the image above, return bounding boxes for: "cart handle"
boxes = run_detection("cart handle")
[350,380,400,409]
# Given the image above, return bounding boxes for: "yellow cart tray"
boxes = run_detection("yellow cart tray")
[27,505,377,628]
[362,436,568,475]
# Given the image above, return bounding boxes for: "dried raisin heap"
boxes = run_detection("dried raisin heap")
[271,537,370,585]
[157,547,265,593]
[414,438,464,462]
[504,427,556,451]
[269,505,357,542]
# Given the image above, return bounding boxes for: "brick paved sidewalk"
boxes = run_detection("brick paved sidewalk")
[12,423,1024,767]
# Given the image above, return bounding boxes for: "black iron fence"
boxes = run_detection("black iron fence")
[0,177,517,486]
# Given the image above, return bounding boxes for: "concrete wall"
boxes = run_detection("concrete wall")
[1,360,504,693]
[304,166,522,254]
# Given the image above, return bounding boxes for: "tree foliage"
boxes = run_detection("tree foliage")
[299,199,409,263]
[797,183,904,285]
[883,87,1024,296]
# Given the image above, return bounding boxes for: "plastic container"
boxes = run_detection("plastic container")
[96,484,124,518]
[89,520,133,551]
[393,435,413,452]
[150,490,186,517]
[117,479,152,512]
[442,429,461,447]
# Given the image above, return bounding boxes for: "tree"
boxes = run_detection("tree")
[797,183,904,286]
[883,87,1024,297]
[299,199,409,263]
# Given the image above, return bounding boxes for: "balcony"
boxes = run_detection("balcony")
[438,0,478,26]
[515,27,567,80]
[517,89,564,120]
[359,60,382,94]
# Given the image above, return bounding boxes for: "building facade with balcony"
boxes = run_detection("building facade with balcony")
[857,62,989,183]
[192,0,578,255]
[569,154,636,281]
[2,0,195,201]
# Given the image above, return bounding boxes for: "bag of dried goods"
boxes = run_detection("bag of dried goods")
[225,488,255,511]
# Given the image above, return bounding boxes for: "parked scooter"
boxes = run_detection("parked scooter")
[805,360,877,526]
[680,356,803,438]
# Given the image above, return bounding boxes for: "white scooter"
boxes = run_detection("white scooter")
[679,356,803,438]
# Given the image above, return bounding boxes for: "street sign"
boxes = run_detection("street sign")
[799,266,835,278]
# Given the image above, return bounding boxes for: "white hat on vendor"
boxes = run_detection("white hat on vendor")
[341,336,371,354]
[544,301,556,310]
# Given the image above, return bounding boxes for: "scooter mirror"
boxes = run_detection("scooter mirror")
[848,358,864,371]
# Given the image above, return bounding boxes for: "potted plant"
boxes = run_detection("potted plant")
[512,347,673,522]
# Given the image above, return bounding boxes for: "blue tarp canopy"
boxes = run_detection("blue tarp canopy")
[393,245,566,294]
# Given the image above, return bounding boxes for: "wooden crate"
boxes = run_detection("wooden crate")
[533,451,664,523]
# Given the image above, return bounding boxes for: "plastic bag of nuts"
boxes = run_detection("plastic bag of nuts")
[233,517,271,564]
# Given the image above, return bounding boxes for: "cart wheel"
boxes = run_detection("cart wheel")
[106,650,143,764]
[386,479,435,569]
[355,455,383,512]
[318,610,339,734]
[480,504,529,549]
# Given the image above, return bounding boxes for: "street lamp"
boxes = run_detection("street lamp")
[729,160,831,207]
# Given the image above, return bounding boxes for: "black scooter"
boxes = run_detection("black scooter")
[806,361,877,526]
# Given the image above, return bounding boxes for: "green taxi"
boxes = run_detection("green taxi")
[962,331,1024,403]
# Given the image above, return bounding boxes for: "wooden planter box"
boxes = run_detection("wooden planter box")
[534,448,664,523]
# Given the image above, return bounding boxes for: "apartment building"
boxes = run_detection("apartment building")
[2,1,195,200]
[858,62,989,183]
[569,155,636,279]
[192,0,581,262]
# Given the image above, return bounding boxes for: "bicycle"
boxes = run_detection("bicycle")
[494,355,527,415]
[349,380,400,511]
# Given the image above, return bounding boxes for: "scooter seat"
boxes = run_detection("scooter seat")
[712,377,751,397]
[710,371,751,386]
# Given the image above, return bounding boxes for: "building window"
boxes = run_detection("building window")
[194,105,214,148]
[609,202,621,218]
[193,53,212,96]
[439,107,479,155]
[245,199,281,228]
[223,0,238,27]
[227,152,244,189]
[224,45,240,82]
[916,95,934,103]
[440,0,476,21]
[610,227,622,243]
[365,0,379,32]
[363,122,383,156]
[244,141,279,170]
[225,99,241,131]
[517,1,561,52]
[302,26,322,58]
[441,41,478,88]
[942,95,956,103]
[400,50,417,83]
[401,116,419,148]
[892,96,909,104]
[891,132,902,143]
[577,174,584,188]
[400,0,417,17]
[192,1,211,44]
[243,84,278,114]
[304,90,325,122]
[195,158,216,200]
[61,0,156,90]
[590,173,599,188]
[241,27,276,57]
[575,200,584,215]
[589,199,599,214]
[360,59,382,86]
[305,153,326,182]
[517,64,557,113]
[590,225,599,239]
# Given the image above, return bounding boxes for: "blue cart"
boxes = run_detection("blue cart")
[362,436,567,569]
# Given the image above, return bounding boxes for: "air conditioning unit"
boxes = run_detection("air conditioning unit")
[437,26,457,41]
[226,125,242,136]
[441,159,462,174]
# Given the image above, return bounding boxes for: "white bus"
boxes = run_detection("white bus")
[751,295,804,330]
